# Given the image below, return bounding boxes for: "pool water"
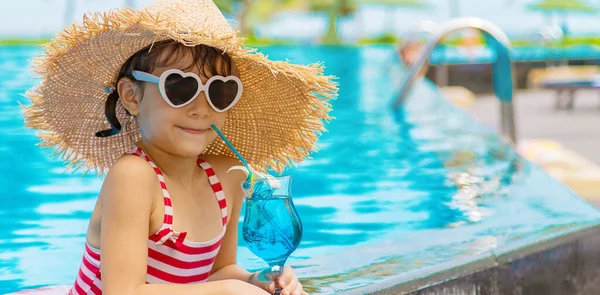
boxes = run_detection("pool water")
[1,45,599,294]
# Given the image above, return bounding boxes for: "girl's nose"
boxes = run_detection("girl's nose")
[187,92,211,118]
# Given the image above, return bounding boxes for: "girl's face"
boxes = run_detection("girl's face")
[135,51,232,157]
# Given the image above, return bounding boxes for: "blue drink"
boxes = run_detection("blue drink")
[242,176,302,294]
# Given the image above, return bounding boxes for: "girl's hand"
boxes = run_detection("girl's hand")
[250,266,308,295]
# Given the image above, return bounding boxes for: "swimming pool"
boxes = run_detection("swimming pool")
[1,45,599,294]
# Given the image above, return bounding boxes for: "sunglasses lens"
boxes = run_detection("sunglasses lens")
[208,80,239,111]
[164,73,199,106]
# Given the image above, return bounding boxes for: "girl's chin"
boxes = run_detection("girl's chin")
[177,141,210,156]
[144,133,213,157]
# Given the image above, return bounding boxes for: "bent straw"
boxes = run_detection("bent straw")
[211,124,253,187]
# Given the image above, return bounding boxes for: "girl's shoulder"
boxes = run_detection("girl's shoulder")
[107,154,159,182]
[101,154,162,210]
[102,154,161,203]
[100,154,160,220]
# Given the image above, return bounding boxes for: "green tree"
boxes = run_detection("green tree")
[306,0,427,45]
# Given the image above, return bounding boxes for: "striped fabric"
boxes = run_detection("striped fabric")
[69,147,228,294]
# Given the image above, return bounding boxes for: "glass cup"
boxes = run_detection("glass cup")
[241,176,303,295]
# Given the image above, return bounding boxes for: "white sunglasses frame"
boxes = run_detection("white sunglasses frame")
[132,69,243,112]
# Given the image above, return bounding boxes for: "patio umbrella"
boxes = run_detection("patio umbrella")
[529,0,595,12]
[528,0,596,35]
[527,0,596,62]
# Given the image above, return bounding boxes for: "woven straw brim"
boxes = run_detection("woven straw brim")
[22,6,338,175]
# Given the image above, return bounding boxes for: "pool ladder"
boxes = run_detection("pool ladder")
[394,17,517,144]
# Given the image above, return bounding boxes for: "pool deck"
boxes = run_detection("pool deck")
[342,221,600,295]
[465,88,600,206]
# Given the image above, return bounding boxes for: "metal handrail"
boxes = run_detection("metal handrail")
[393,17,517,144]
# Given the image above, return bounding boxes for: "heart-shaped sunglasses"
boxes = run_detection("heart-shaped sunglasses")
[132,69,243,112]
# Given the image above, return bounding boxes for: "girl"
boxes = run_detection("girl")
[18,0,337,294]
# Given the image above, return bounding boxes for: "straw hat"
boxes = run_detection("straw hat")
[23,0,337,174]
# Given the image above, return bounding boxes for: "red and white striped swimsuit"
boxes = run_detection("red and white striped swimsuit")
[69,147,228,294]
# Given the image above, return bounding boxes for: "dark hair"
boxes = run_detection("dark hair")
[95,40,233,137]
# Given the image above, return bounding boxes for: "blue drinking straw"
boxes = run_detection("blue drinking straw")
[211,124,252,187]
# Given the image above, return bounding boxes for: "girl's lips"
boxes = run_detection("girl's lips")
[178,126,207,134]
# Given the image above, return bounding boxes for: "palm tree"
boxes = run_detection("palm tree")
[304,0,427,44]
[306,0,354,44]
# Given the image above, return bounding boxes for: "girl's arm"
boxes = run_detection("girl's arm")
[100,156,268,295]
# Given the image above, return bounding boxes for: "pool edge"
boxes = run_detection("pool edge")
[340,220,600,295]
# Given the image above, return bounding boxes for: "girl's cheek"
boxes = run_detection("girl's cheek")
[215,113,227,127]
[137,109,166,139]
